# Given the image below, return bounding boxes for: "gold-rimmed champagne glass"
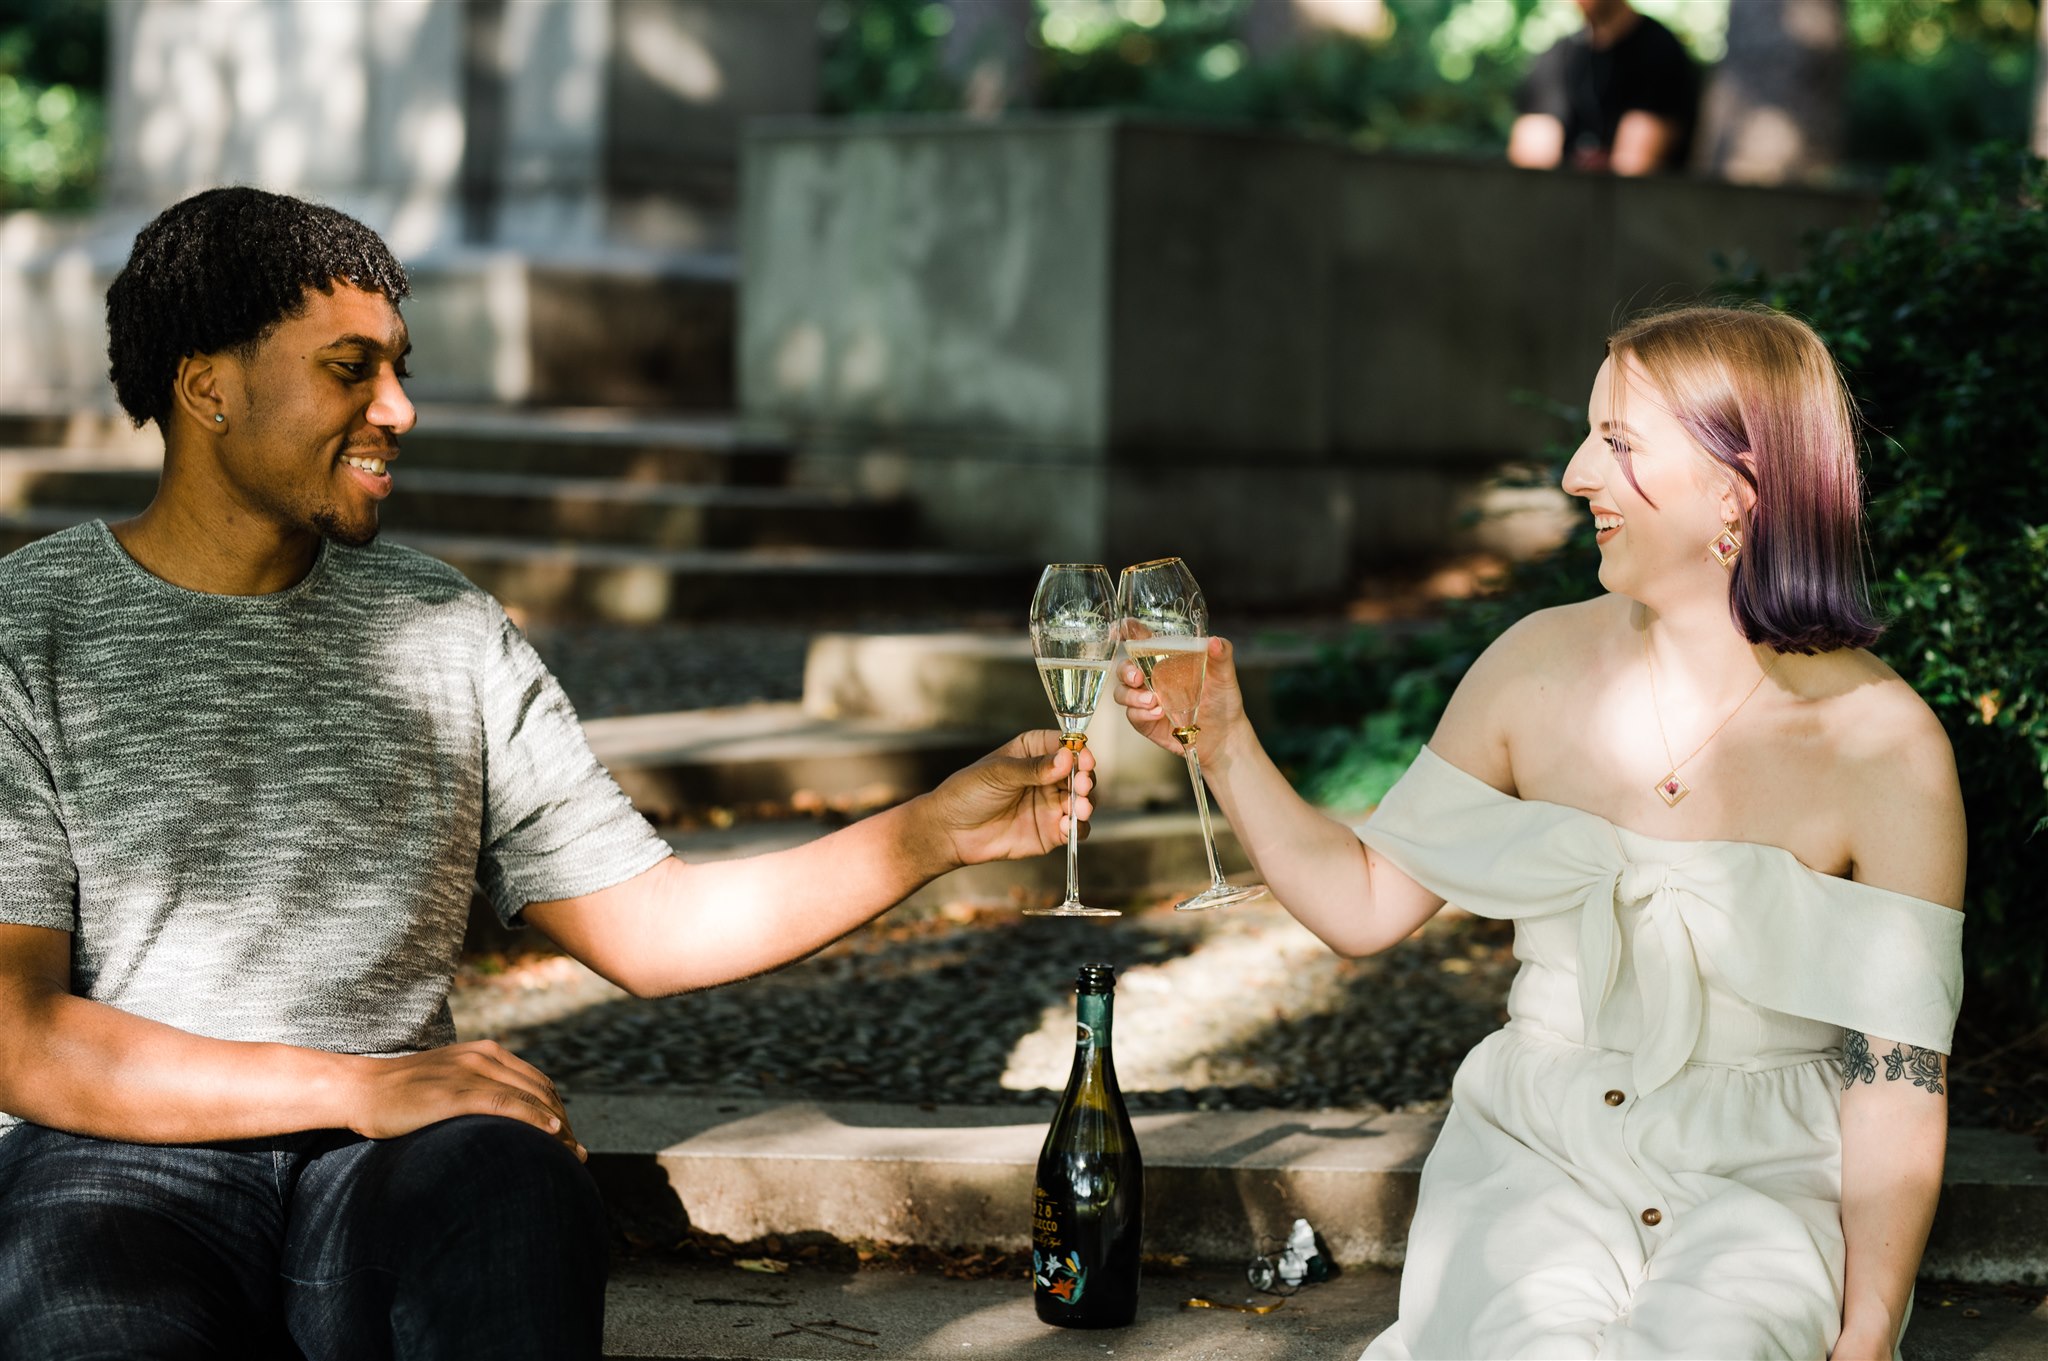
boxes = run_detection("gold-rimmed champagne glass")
[1024,564,1120,918]
[1117,557,1268,912]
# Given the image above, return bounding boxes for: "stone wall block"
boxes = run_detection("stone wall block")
[741,121,1113,445]
[1110,126,1337,459]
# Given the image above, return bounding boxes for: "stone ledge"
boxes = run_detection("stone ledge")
[571,1094,2048,1283]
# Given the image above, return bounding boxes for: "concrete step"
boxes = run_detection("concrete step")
[0,412,157,452]
[397,533,1035,623]
[803,632,1317,729]
[587,702,1274,821]
[0,458,914,551]
[586,706,1015,821]
[599,1256,2048,1361]
[602,1253,1403,1361]
[656,807,1257,915]
[800,633,1321,810]
[570,1093,2048,1288]
[0,406,791,484]
[0,512,1034,622]
[399,405,790,486]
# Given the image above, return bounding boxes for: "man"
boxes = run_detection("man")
[1508,0,1700,176]
[0,187,1093,1360]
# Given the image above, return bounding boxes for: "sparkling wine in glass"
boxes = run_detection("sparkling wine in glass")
[1025,564,1120,918]
[1117,557,1268,912]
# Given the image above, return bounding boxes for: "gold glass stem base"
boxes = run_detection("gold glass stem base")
[1061,733,1089,752]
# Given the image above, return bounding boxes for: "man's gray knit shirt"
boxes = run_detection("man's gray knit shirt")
[0,522,673,1134]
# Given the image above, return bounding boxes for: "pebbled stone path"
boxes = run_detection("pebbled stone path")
[452,898,1518,1115]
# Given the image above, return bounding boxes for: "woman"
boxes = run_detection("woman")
[1114,307,1963,1360]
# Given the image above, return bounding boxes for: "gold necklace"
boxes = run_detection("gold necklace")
[1643,630,1779,807]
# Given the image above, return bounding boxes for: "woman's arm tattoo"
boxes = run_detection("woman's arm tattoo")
[1841,1030,1946,1094]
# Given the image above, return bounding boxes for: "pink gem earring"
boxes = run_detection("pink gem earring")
[1708,523,1741,567]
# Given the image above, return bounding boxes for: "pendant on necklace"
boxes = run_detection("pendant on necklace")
[1654,772,1691,807]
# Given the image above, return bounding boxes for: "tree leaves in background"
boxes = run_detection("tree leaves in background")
[0,0,107,209]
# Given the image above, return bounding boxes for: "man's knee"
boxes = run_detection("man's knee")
[323,1115,608,1262]
[0,1134,280,1360]
[285,1118,607,1360]
[400,1116,602,1233]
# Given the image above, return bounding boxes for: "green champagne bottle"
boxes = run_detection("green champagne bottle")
[1032,962,1143,1328]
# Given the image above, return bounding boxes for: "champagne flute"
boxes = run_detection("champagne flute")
[1117,557,1268,912]
[1024,564,1121,918]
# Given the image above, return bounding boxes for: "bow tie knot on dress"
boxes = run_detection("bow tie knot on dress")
[1616,861,1670,905]
[1577,857,1704,1093]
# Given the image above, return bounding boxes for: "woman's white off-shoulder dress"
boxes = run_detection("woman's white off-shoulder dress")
[1355,748,1964,1361]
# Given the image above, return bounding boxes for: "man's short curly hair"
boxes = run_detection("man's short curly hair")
[106,187,411,428]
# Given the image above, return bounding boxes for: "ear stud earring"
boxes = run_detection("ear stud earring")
[214,414,226,423]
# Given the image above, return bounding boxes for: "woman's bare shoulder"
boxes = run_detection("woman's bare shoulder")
[1472,594,1627,683]
[1808,648,1951,761]
[1430,596,1621,790]
[1800,649,1965,908]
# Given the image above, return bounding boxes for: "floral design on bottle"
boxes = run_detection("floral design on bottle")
[1033,1248,1088,1304]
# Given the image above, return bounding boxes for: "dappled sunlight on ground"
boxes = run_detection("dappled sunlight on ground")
[452,895,1517,1114]
[998,908,1349,1093]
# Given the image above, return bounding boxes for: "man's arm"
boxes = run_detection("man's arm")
[0,925,578,1152]
[1508,113,1565,169]
[1607,109,1681,175]
[525,731,1090,998]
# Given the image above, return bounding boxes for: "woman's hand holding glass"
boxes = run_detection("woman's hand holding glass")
[1112,635,1249,767]
[1114,557,1267,912]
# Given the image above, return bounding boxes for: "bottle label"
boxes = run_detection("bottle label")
[1032,1186,1088,1305]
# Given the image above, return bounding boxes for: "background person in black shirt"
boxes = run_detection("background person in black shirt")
[1508,0,1701,175]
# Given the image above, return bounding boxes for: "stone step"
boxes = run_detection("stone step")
[800,633,1321,810]
[597,1250,2048,1361]
[384,533,1036,623]
[587,703,1254,819]
[0,512,1034,622]
[396,406,791,486]
[0,406,791,484]
[0,458,913,551]
[656,807,1257,916]
[803,631,1317,730]
[586,706,1016,821]
[0,412,158,452]
[601,1253,1404,1361]
[572,1093,2048,1292]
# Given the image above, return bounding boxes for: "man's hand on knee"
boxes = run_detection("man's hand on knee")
[344,1040,583,1160]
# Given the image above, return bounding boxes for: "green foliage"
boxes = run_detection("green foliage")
[0,0,107,209]
[822,0,2038,174]
[1846,0,2039,60]
[1844,0,2040,174]
[819,0,961,114]
[1276,148,2048,1019]
[1031,0,1555,157]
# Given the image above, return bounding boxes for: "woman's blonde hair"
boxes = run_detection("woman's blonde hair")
[1607,305,1882,654]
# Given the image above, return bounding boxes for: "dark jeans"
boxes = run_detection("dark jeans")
[0,1115,608,1361]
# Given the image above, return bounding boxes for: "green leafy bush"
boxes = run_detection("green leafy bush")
[1274,148,2048,1023]
[0,0,107,210]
